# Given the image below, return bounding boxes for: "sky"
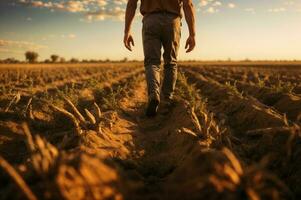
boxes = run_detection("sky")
[0,0,301,61]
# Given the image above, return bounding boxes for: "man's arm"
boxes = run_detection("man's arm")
[183,0,196,53]
[124,0,138,51]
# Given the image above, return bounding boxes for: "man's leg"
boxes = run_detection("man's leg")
[142,15,162,116]
[162,15,181,101]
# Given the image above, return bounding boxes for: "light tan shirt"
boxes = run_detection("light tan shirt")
[140,0,183,16]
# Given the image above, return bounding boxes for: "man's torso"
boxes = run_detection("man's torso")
[140,0,183,16]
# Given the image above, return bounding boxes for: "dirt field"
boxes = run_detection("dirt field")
[0,62,301,200]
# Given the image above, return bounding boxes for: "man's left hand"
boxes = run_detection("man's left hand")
[185,35,195,53]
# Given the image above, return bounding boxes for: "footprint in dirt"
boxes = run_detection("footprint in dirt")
[137,101,177,132]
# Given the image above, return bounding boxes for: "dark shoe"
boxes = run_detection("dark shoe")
[146,99,160,117]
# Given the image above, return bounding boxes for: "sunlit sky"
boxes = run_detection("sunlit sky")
[0,0,301,61]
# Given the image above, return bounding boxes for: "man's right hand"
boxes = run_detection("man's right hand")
[124,33,135,51]
[183,0,196,53]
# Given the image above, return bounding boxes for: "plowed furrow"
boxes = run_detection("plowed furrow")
[183,68,286,134]
[187,67,301,123]
[183,67,301,198]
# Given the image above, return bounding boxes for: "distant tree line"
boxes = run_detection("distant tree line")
[1,52,301,64]
[0,58,21,64]
[0,51,139,64]
[3,51,299,64]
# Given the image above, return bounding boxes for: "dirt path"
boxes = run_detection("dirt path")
[116,81,186,199]
[111,80,207,200]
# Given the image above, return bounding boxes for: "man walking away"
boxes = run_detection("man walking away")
[124,0,196,117]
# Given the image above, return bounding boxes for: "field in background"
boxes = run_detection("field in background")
[0,62,301,200]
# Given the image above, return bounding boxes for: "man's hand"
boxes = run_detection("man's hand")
[124,0,137,51]
[183,0,196,53]
[124,33,135,51]
[185,35,195,53]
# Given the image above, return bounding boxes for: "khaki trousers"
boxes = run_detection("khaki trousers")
[142,12,181,102]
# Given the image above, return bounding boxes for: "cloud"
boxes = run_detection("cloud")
[85,6,125,21]
[198,0,300,15]
[16,0,301,20]
[67,34,77,39]
[205,7,219,14]
[198,0,236,14]
[283,1,295,6]
[228,3,236,9]
[0,48,24,55]
[19,0,87,12]
[244,8,255,14]
[60,34,77,39]
[212,1,222,7]
[268,8,287,13]
[0,39,47,50]
[41,33,77,41]
[282,0,301,12]
[18,0,127,21]
[199,0,210,7]
[113,0,127,6]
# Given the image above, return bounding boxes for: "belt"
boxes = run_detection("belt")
[147,10,179,16]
